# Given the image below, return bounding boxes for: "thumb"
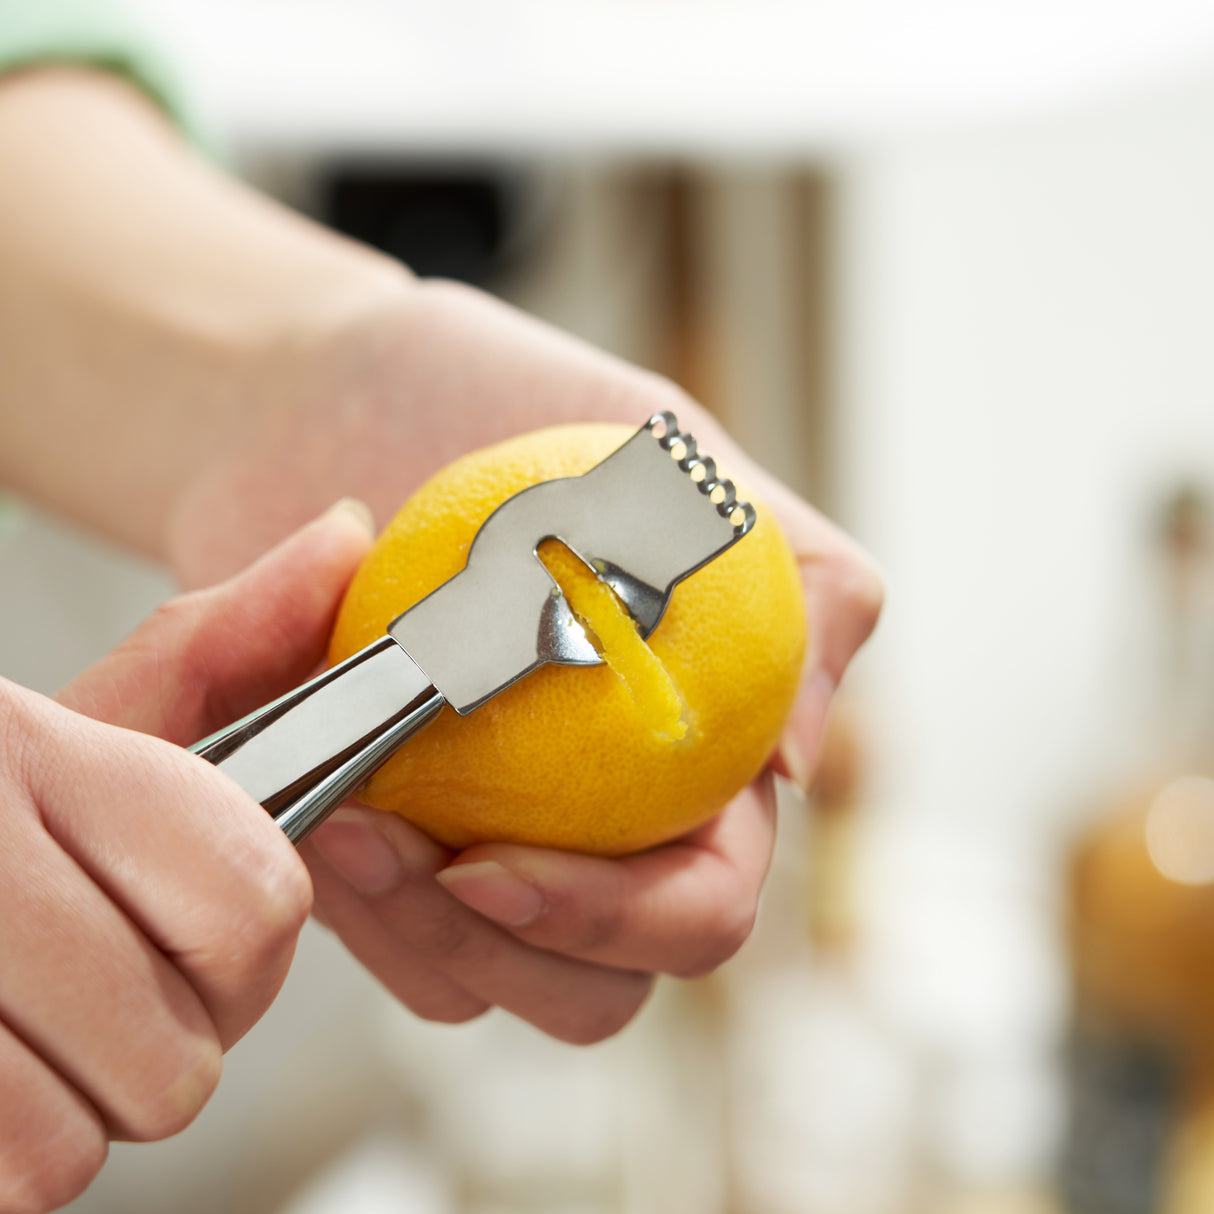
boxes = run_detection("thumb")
[57,499,374,745]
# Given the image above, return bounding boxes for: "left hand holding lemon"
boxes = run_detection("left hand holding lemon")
[170,281,884,1043]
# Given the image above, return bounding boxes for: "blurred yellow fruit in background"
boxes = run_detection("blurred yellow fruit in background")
[329,423,805,856]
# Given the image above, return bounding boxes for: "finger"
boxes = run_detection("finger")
[436,775,778,978]
[57,498,374,745]
[306,842,492,1027]
[770,505,884,789]
[750,473,884,676]
[0,1017,107,1213]
[0,750,221,1142]
[19,687,311,1050]
[306,809,653,1044]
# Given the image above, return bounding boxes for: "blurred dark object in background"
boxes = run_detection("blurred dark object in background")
[1064,485,1214,1214]
[320,164,532,288]
[1062,1032,1178,1214]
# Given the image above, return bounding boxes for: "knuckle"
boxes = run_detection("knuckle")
[0,680,22,742]
[167,851,312,1014]
[147,591,243,707]
[120,1035,221,1142]
[6,1132,106,1214]
[404,906,488,966]
[216,842,314,973]
[134,597,207,684]
[103,595,214,735]
[674,900,757,979]
[567,906,627,956]
[551,976,653,1046]
[543,866,632,957]
[846,555,886,637]
[412,921,476,965]
[376,965,491,1026]
[143,593,205,643]
[250,852,315,944]
[0,680,45,784]
[825,543,885,671]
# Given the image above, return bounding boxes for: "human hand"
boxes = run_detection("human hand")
[167,280,883,1042]
[2,505,369,1212]
[0,59,877,1059]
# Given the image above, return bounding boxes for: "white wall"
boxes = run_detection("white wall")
[840,67,1214,837]
[834,65,1214,1186]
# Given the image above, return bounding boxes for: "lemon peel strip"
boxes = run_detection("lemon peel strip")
[538,539,687,742]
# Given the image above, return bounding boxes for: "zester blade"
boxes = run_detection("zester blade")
[389,411,754,714]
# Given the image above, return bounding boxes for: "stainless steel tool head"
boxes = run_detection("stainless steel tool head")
[388,411,755,714]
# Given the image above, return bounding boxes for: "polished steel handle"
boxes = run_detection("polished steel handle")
[190,636,445,844]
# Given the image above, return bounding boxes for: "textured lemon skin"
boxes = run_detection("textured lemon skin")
[537,538,687,742]
[328,424,806,856]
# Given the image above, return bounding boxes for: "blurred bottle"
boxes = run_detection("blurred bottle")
[1064,485,1214,1214]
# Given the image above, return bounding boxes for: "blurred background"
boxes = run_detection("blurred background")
[6,1,1214,1210]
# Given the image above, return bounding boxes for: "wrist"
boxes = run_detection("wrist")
[164,271,423,586]
[115,229,416,571]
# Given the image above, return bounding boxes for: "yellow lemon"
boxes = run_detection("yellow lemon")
[328,424,805,856]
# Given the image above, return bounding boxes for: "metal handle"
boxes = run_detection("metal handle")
[190,636,445,844]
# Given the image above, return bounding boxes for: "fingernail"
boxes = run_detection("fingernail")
[311,816,403,897]
[436,861,547,927]
[324,496,376,537]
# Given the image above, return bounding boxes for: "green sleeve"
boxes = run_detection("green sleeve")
[0,0,207,146]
